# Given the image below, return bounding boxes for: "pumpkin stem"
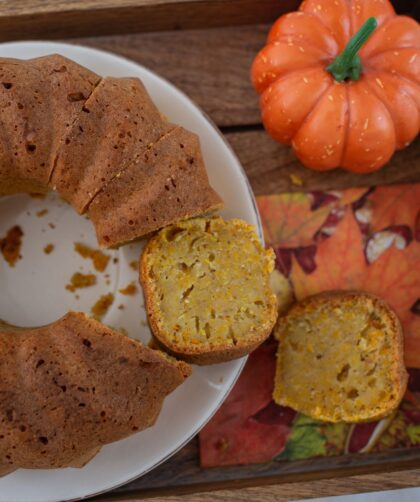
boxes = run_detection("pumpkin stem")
[326,17,377,82]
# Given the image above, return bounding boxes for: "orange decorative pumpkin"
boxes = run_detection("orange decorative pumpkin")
[251,0,420,173]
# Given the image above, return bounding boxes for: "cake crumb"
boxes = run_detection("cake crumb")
[118,304,125,310]
[113,257,119,264]
[289,173,304,186]
[48,223,56,229]
[66,272,97,292]
[29,193,46,199]
[91,293,114,319]
[130,260,138,271]
[36,209,48,218]
[118,327,129,336]
[0,226,23,267]
[119,282,137,296]
[74,242,110,272]
[43,243,54,255]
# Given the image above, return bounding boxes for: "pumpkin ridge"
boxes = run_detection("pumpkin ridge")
[366,68,420,98]
[260,64,329,95]
[291,81,334,144]
[363,75,398,146]
[339,83,351,168]
[302,11,342,55]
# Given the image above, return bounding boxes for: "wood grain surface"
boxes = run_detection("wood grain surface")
[96,468,420,501]
[0,0,299,41]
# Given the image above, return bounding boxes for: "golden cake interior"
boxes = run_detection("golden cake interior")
[143,218,277,351]
[274,294,407,423]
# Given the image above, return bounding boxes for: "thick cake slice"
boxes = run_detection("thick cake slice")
[0,56,99,195]
[89,127,223,248]
[140,217,278,364]
[273,291,408,422]
[0,312,191,472]
[50,77,173,213]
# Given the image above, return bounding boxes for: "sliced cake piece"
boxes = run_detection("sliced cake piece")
[273,291,408,423]
[0,56,99,196]
[31,54,100,181]
[0,312,191,472]
[0,58,53,195]
[89,127,223,248]
[50,77,173,213]
[140,217,278,364]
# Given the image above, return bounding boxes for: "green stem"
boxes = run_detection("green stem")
[326,17,377,82]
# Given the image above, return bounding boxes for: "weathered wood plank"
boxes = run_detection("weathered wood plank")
[95,468,420,501]
[97,439,420,498]
[226,131,420,195]
[71,25,266,127]
[0,0,299,41]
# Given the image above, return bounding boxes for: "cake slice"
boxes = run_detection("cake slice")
[0,312,191,472]
[273,291,408,422]
[0,55,99,196]
[50,77,173,213]
[89,127,223,248]
[140,217,278,364]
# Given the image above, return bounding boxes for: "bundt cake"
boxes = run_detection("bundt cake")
[0,312,191,475]
[140,217,278,364]
[0,54,222,246]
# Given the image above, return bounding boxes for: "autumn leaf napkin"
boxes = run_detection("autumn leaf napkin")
[200,184,420,467]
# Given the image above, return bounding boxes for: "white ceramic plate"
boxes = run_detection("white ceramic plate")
[0,41,262,502]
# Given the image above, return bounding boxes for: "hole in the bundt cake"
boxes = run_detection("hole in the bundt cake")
[104,236,110,243]
[19,425,26,432]
[17,103,23,109]
[210,309,216,319]
[188,157,194,164]
[53,65,67,73]
[67,92,85,102]
[39,436,48,445]
[119,357,128,364]
[179,143,184,149]
[132,426,139,431]
[26,143,36,153]
[83,339,92,348]
[166,226,185,242]
[2,82,12,89]
[77,387,86,392]
[165,184,170,191]
[100,411,106,417]
[82,106,90,113]
[337,364,350,382]
[60,385,67,392]
[366,364,377,376]
[347,388,359,399]
[181,285,194,302]
[194,316,200,333]
[254,300,263,306]
[79,125,84,133]
[178,262,189,272]
[204,322,211,340]
[64,138,71,145]
[36,359,45,368]
[368,378,376,388]
[128,220,134,225]
[78,403,86,407]
[6,410,13,422]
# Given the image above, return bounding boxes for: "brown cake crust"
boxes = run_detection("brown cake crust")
[50,77,173,213]
[0,55,99,196]
[89,127,223,248]
[0,312,191,470]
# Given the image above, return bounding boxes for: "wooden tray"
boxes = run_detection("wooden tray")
[4,1,420,500]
